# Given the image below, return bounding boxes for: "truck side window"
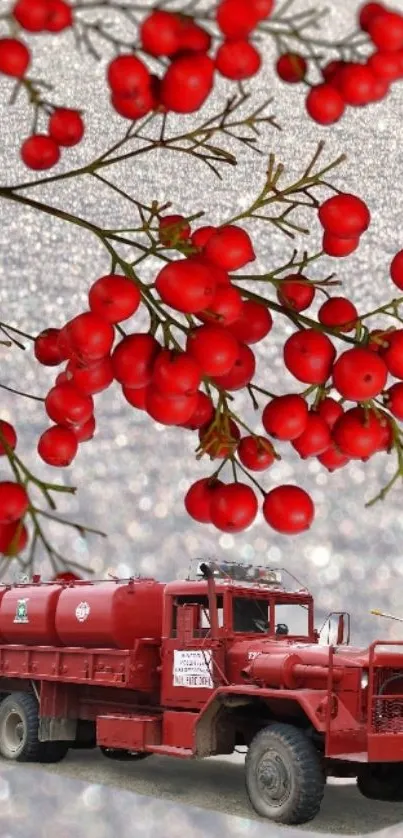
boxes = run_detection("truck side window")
[171,595,224,637]
[233,598,269,633]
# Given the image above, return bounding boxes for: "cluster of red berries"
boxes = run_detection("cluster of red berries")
[12,0,73,33]
[27,191,403,539]
[0,1,83,171]
[107,1,274,123]
[0,423,29,555]
[20,108,85,170]
[276,1,403,125]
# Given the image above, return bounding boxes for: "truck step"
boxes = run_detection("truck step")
[146,745,193,758]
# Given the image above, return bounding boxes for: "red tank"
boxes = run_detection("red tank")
[0,584,63,645]
[55,579,165,648]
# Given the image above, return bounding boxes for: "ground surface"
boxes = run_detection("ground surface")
[8,749,403,835]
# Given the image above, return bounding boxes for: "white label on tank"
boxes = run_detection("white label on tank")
[173,650,214,688]
[75,601,90,622]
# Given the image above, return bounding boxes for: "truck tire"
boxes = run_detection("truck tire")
[100,746,150,761]
[39,742,69,763]
[245,722,325,825]
[357,764,403,801]
[0,692,44,762]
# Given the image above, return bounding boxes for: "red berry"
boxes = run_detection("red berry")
[263,485,314,534]
[379,329,403,379]
[368,12,403,52]
[276,52,307,83]
[359,3,386,31]
[237,435,275,471]
[156,258,217,314]
[0,520,28,556]
[122,384,148,411]
[322,232,360,257]
[34,328,64,366]
[160,54,214,113]
[159,214,191,246]
[371,74,390,100]
[0,421,17,455]
[283,329,336,385]
[186,324,239,376]
[38,425,78,466]
[62,312,115,363]
[89,274,141,323]
[197,283,243,327]
[262,394,308,441]
[66,357,114,395]
[291,412,331,459]
[322,59,346,84]
[367,50,402,81]
[181,391,214,430]
[140,10,181,56]
[227,300,273,344]
[48,108,84,146]
[0,38,30,77]
[145,387,198,425]
[277,274,315,312]
[332,347,388,400]
[318,297,358,332]
[199,419,240,458]
[250,0,274,19]
[390,250,403,290]
[215,39,261,80]
[107,55,151,95]
[45,382,94,427]
[111,88,156,120]
[12,0,49,31]
[305,84,345,124]
[210,482,258,532]
[151,349,201,396]
[176,19,211,54]
[21,135,60,170]
[337,63,376,106]
[188,255,231,287]
[191,226,216,249]
[333,407,384,459]
[384,382,403,419]
[0,482,29,524]
[46,0,73,32]
[315,397,344,429]
[319,193,370,238]
[112,333,160,388]
[55,371,69,386]
[203,225,255,271]
[71,415,96,443]
[212,342,256,391]
[216,0,259,39]
[184,477,225,523]
[317,442,350,472]
[377,411,394,452]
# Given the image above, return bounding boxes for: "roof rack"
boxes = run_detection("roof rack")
[188,559,310,594]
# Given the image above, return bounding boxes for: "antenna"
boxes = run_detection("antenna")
[371,609,403,624]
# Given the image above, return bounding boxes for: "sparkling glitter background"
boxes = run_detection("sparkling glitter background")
[1,0,403,834]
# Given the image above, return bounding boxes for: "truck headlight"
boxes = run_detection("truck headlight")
[361,672,369,689]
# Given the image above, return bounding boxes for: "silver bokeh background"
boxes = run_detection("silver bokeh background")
[1,0,403,834]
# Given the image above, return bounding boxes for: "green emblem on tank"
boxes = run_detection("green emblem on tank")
[14,599,29,624]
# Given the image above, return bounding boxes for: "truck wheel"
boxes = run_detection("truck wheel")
[245,723,325,825]
[357,764,403,801]
[0,692,43,762]
[100,746,150,761]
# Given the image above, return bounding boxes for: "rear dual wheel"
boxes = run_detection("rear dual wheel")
[100,746,150,761]
[0,692,68,763]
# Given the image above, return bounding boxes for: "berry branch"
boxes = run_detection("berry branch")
[2,0,403,576]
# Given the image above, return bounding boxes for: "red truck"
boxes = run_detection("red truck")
[0,559,402,826]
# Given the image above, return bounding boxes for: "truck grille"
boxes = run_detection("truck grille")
[371,668,403,733]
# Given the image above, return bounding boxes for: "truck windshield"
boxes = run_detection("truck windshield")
[233,598,310,635]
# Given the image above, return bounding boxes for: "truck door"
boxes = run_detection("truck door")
[161,595,226,708]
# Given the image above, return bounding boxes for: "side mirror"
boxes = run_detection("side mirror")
[319,611,350,646]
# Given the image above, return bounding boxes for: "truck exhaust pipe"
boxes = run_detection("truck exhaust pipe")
[199,562,219,640]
